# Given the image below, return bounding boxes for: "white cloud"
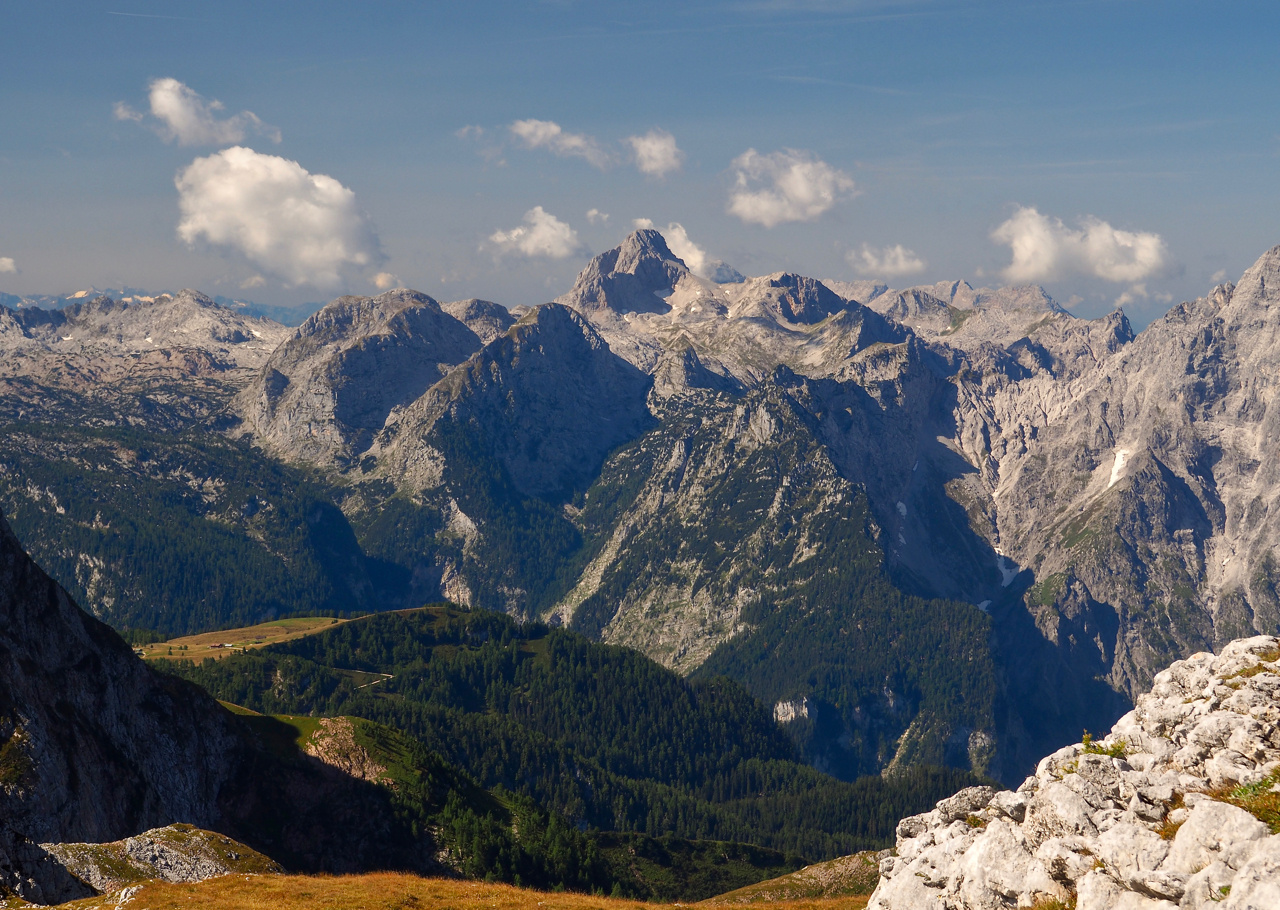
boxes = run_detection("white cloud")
[632,218,719,278]
[489,207,586,259]
[240,275,266,289]
[176,146,383,288]
[627,129,683,177]
[586,208,609,225]
[992,207,1170,285]
[0,257,16,274]
[848,243,926,278]
[455,125,485,139]
[727,148,856,227]
[1211,268,1229,283]
[510,119,610,169]
[373,272,400,290]
[126,78,280,147]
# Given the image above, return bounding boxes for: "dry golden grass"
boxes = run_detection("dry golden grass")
[139,616,353,662]
[697,853,877,906]
[139,607,433,663]
[35,873,872,910]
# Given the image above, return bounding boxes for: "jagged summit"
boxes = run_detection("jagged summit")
[236,287,483,467]
[556,229,689,315]
[726,272,851,325]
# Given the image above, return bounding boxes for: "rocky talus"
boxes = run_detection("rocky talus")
[870,636,1280,910]
[42,824,281,894]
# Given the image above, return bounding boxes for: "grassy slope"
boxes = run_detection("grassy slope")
[15,873,873,910]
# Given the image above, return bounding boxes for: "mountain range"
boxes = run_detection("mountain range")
[3,230,1279,787]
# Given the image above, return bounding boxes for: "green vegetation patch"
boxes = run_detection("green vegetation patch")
[1211,772,1280,833]
[166,605,988,861]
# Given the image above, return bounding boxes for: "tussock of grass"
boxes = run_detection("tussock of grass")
[1207,772,1280,834]
[35,872,873,910]
[1080,732,1128,759]
[1156,793,1186,840]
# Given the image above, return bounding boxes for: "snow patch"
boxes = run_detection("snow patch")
[976,600,991,613]
[994,547,1019,587]
[896,501,908,518]
[1108,447,1130,489]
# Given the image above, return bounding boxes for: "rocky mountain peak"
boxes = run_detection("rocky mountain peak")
[381,302,652,501]
[727,272,851,325]
[235,288,482,467]
[440,298,516,345]
[556,229,689,315]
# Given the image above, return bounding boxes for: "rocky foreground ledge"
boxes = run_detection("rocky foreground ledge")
[870,636,1280,910]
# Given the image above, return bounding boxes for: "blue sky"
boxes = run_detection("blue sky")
[2,1,1277,324]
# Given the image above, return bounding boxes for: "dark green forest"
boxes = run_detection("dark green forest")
[168,605,986,861]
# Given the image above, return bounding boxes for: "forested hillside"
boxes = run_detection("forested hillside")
[167,605,986,859]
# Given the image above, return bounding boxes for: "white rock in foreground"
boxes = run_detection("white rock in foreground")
[870,636,1280,910]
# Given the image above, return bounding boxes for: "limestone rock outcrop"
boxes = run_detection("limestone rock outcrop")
[870,636,1280,910]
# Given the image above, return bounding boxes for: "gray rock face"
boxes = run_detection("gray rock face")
[0,508,238,902]
[0,290,290,428]
[440,298,516,345]
[236,289,483,467]
[870,637,1280,910]
[555,228,687,316]
[726,273,851,325]
[42,824,281,895]
[377,302,652,500]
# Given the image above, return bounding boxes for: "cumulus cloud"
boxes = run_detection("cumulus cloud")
[586,208,609,225]
[627,129,684,177]
[118,78,280,147]
[992,206,1170,285]
[509,119,610,169]
[489,207,586,259]
[848,243,926,278]
[0,257,16,274]
[373,272,400,290]
[240,275,266,289]
[176,146,382,288]
[728,148,856,227]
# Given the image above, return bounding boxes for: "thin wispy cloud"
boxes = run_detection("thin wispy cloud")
[510,119,611,169]
[489,207,587,259]
[728,148,856,226]
[176,147,383,289]
[992,206,1170,285]
[116,78,280,147]
[106,10,206,21]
